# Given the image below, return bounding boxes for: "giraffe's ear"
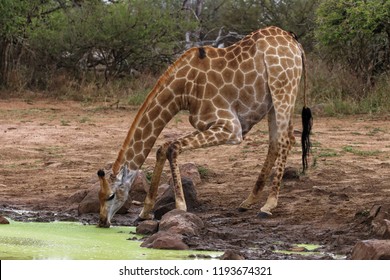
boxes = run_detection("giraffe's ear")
[97,170,105,178]
[97,169,110,192]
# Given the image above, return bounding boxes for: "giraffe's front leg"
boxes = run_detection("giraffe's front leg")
[167,119,243,213]
[167,141,187,211]
[138,143,169,220]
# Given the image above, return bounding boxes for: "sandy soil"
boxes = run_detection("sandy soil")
[1,99,389,259]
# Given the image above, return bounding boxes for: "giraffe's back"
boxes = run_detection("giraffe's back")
[181,27,302,135]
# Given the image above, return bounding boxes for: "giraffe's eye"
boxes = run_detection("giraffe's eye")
[106,193,115,201]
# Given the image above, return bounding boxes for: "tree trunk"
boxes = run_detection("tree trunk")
[182,0,204,48]
[0,39,11,87]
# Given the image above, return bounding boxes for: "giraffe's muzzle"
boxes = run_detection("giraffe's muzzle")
[98,218,111,228]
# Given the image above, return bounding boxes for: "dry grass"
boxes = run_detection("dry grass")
[2,58,389,116]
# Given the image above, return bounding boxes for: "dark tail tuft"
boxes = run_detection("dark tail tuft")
[301,106,313,173]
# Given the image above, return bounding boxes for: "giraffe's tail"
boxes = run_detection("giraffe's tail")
[301,106,312,172]
[300,46,312,173]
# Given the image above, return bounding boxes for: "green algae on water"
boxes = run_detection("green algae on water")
[0,220,220,260]
[295,243,322,251]
[273,243,322,257]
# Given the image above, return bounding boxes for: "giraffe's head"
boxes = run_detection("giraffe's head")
[97,166,138,228]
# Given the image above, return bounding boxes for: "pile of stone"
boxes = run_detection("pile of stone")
[137,209,203,250]
[71,162,201,216]
[0,216,10,224]
[351,204,390,259]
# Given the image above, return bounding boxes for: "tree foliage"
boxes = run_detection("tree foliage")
[194,0,319,50]
[0,0,34,86]
[0,0,77,87]
[1,0,195,87]
[28,0,194,80]
[1,0,320,88]
[2,0,388,99]
[316,0,390,85]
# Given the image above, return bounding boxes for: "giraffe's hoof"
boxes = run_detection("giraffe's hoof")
[134,216,148,225]
[238,207,249,212]
[257,211,272,219]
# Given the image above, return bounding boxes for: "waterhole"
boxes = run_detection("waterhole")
[0,219,221,260]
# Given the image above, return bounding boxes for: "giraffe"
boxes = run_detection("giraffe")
[97,26,312,228]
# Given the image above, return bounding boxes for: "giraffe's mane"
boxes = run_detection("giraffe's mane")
[111,48,197,175]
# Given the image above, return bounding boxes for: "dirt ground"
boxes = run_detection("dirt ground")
[1,99,389,259]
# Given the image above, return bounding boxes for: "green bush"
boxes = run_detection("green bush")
[27,0,194,81]
[316,0,390,86]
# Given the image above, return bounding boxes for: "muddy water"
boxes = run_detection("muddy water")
[0,220,221,260]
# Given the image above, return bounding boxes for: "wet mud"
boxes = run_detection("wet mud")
[1,100,389,259]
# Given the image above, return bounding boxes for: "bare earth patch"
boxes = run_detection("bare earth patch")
[1,99,389,259]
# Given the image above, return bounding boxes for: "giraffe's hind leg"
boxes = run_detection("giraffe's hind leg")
[239,102,296,217]
[288,119,296,150]
[238,108,278,211]
[258,133,290,217]
[252,50,300,218]
[258,107,295,218]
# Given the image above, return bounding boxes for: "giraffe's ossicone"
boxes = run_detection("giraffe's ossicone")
[97,26,312,227]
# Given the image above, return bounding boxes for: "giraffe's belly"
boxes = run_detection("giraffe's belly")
[236,92,273,137]
[237,104,269,137]
[187,88,272,137]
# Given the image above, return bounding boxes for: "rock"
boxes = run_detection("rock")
[77,184,100,214]
[130,170,150,203]
[67,189,88,204]
[179,163,202,186]
[351,240,390,260]
[271,166,300,182]
[290,246,306,252]
[159,209,204,236]
[140,209,204,250]
[220,250,245,260]
[136,220,159,235]
[157,183,170,198]
[154,184,173,208]
[283,167,300,180]
[371,205,390,238]
[369,204,382,219]
[0,216,10,224]
[141,231,189,250]
[373,219,390,239]
[153,202,176,221]
[166,163,202,186]
[153,178,199,220]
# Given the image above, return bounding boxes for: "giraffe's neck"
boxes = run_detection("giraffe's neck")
[112,67,185,174]
[126,89,181,170]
